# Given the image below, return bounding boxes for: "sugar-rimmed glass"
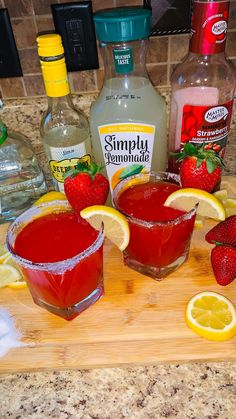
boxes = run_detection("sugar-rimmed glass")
[113,172,196,279]
[6,200,104,320]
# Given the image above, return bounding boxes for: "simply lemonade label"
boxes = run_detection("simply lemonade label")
[98,123,155,190]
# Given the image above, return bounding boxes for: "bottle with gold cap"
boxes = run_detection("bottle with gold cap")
[37,33,91,192]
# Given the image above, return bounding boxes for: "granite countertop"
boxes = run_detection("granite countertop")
[0,94,236,419]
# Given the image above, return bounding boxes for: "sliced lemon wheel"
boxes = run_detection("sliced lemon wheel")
[224,198,236,217]
[0,264,22,288]
[186,291,236,341]
[194,215,205,229]
[213,189,228,203]
[164,188,225,221]
[80,205,130,251]
[8,278,27,289]
[34,191,67,205]
[0,245,10,264]
[3,253,23,271]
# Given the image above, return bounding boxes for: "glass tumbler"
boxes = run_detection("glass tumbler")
[6,200,104,320]
[113,172,196,279]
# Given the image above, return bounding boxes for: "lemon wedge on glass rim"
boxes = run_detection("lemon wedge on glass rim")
[164,188,225,220]
[186,291,236,341]
[80,205,130,251]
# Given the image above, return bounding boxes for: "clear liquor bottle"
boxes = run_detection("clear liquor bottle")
[0,115,48,223]
[37,34,91,192]
[168,0,235,173]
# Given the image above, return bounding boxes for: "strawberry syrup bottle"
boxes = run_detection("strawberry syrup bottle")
[168,0,235,174]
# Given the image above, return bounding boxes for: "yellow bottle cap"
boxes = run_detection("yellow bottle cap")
[37,34,64,57]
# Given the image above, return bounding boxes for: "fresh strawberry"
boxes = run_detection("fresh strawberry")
[176,143,223,193]
[211,245,236,286]
[206,215,236,247]
[64,161,109,214]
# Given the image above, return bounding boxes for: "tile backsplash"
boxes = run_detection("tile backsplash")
[0,0,236,98]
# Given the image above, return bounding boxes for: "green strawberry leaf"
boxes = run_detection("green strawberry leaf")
[183,143,198,156]
[196,157,203,168]
[119,164,144,180]
[206,157,217,174]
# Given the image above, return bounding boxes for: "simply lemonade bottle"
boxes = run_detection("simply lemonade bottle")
[90,7,167,191]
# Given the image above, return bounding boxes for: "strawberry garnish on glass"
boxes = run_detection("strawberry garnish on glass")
[64,161,109,214]
[175,143,224,193]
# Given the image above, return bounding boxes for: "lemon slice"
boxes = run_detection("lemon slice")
[213,189,228,203]
[186,291,236,341]
[3,253,23,271]
[34,191,67,205]
[0,245,10,264]
[8,278,27,289]
[224,198,236,217]
[80,205,130,251]
[194,215,205,229]
[0,264,22,288]
[164,188,225,220]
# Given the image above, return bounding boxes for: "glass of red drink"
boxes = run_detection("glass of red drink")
[113,172,196,279]
[6,201,104,320]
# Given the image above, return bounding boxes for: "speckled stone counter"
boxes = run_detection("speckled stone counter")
[0,94,236,419]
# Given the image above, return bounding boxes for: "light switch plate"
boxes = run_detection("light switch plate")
[51,1,99,72]
[0,8,23,78]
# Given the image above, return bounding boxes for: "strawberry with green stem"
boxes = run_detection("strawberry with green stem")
[64,161,109,214]
[175,143,224,193]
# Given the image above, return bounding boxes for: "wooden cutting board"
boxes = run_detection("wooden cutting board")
[0,176,236,374]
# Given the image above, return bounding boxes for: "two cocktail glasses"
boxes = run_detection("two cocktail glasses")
[6,172,196,320]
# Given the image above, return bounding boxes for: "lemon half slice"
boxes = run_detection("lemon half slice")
[80,205,130,251]
[34,191,67,205]
[0,244,10,263]
[186,291,236,341]
[164,188,225,220]
[0,264,22,288]
[213,189,228,203]
[8,278,27,289]
[224,198,236,217]
[194,215,205,229]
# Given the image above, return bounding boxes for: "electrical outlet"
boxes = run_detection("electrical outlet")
[51,1,99,72]
[0,9,23,78]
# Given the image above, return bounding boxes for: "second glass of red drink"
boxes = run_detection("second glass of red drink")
[113,172,196,279]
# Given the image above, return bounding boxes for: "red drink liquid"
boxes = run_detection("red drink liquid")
[13,211,103,320]
[116,179,196,278]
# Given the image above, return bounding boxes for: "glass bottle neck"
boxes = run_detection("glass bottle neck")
[47,94,74,111]
[190,0,229,55]
[100,39,149,82]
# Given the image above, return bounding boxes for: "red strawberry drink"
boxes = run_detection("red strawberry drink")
[113,172,196,279]
[6,201,104,320]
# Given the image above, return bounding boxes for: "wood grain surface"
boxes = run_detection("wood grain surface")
[0,176,236,373]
